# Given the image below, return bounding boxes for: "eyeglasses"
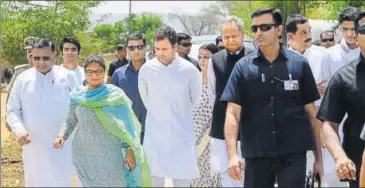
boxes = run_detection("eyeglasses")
[85,69,104,76]
[321,38,334,42]
[127,45,145,51]
[179,43,192,47]
[250,23,277,33]
[33,56,51,61]
[198,56,210,60]
[358,25,365,34]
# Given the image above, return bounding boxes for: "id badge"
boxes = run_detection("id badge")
[284,80,299,90]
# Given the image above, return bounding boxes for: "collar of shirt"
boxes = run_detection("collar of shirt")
[288,46,307,56]
[339,38,359,53]
[127,59,146,72]
[156,54,179,67]
[253,45,288,61]
[227,44,244,55]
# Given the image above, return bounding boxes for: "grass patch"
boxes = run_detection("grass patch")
[1,134,24,187]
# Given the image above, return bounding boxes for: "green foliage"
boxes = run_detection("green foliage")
[230,0,365,44]
[1,1,100,65]
[89,13,162,55]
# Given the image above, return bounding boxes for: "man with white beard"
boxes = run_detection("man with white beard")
[286,14,348,187]
[59,37,85,89]
[6,38,73,187]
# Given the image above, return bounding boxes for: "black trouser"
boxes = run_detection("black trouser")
[244,152,307,188]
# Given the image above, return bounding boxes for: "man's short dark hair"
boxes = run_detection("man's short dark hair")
[319,30,335,40]
[286,14,309,34]
[177,33,192,44]
[126,33,146,46]
[33,38,55,52]
[251,8,283,25]
[216,36,222,46]
[154,25,177,46]
[338,6,360,24]
[59,37,81,55]
[355,11,365,33]
[117,44,125,52]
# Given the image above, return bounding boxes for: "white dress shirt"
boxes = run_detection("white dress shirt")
[138,55,202,179]
[60,64,86,89]
[327,39,360,77]
[289,45,331,106]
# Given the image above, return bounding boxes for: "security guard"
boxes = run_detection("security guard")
[6,36,39,131]
[7,37,39,94]
[221,8,323,187]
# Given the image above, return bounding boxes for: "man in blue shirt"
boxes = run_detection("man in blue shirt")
[111,33,147,144]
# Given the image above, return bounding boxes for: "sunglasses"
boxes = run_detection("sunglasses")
[127,45,145,51]
[198,56,210,60]
[358,25,365,34]
[250,23,277,33]
[321,38,334,42]
[33,56,51,61]
[179,43,192,47]
[85,69,104,76]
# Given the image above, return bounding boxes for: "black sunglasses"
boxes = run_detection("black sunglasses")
[358,25,365,34]
[127,45,145,51]
[85,69,104,76]
[250,23,277,33]
[180,43,192,47]
[33,56,51,61]
[321,38,334,42]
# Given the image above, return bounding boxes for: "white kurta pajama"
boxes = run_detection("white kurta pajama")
[324,39,360,187]
[289,45,348,187]
[207,57,244,187]
[138,55,202,186]
[7,66,73,187]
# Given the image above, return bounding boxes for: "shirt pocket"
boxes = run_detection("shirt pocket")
[246,76,265,99]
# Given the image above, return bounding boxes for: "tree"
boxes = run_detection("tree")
[123,13,163,46]
[1,1,100,65]
[89,13,162,54]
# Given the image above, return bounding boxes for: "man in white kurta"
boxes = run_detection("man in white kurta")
[59,37,86,89]
[138,25,202,187]
[6,38,73,187]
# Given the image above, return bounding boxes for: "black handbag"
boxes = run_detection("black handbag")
[305,170,321,188]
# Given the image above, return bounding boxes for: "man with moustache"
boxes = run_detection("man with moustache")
[207,15,254,187]
[286,14,346,187]
[111,33,147,144]
[318,11,365,188]
[7,37,39,95]
[59,37,85,89]
[6,37,39,131]
[222,8,323,187]
[7,38,73,187]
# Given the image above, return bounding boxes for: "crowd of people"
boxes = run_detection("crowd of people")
[3,6,365,188]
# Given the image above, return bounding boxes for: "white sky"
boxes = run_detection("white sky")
[91,1,211,14]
